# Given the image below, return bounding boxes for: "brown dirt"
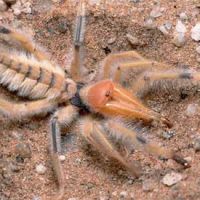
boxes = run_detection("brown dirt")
[1,0,200,200]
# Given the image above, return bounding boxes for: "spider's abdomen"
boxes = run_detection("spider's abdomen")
[0,53,66,99]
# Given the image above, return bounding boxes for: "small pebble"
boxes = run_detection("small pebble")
[112,191,117,196]
[164,21,172,30]
[142,179,155,192]
[193,137,200,152]
[196,46,200,54]
[150,6,164,18]
[119,191,128,199]
[161,130,176,139]
[15,143,31,159]
[176,20,187,33]
[107,37,116,44]
[179,12,188,21]
[33,196,41,200]
[59,155,66,162]
[0,0,7,12]
[173,33,186,47]
[68,198,77,200]
[185,104,199,117]
[159,25,169,35]
[144,17,155,29]
[126,33,140,46]
[191,23,200,41]
[173,20,187,47]
[184,156,192,163]
[36,164,47,175]
[162,172,182,186]
[9,162,20,172]
[99,191,110,200]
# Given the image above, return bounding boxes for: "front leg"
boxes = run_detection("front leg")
[49,105,78,200]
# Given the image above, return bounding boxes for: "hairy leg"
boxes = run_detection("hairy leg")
[70,0,86,81]
[81,117,142,177]
[131,69,197,95]
[0,26,48,61]
[102,51,145,79]
[113,60,170,83]
[107,121,189,167]
[0,98,57,119]
[49,105,78,200]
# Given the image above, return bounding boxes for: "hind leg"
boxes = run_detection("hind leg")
[0,26,48,61]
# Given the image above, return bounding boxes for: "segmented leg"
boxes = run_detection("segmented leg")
[102,51,145,79]
[108,121,189,167]
[113,60,170,83]
[49,105,78,200]
[70,0,86,81]
[131,70,197,95]
[81,117,142,177]
[0,26,48,61]
[0,98,56,119]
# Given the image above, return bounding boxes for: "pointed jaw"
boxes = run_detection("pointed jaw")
[81,80,172,127]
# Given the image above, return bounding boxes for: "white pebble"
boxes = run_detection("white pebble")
[186,104,199,117]
[176,20,187,33]
[159,25,169,35]
[150,6,164,18]
[180,12,188,21]
[196,46,200,54]
[164,21,172,30]
[36,164,47,175]
[59,155,66,162]
[191,23,200,41]
[162,172,182,186]
[120,191,128,198]
[173,20,187,47]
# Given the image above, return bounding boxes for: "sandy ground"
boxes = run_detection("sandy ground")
[1,0,200,200]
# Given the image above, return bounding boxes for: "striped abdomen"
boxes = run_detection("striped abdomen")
[0,53,66,99]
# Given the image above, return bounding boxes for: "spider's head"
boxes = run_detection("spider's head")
[80,79,143,115]
[79,80,172,127]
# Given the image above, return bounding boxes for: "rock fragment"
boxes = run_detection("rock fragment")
[196,46,200,54]
[150,6,164,18]
[191,23,200,41]
[15,143,31,159]
[35,164,47,175]
[119,191,128,199]
[173,20,187,47]
[193,137,200,152]
[126,33,140,46]
[180,12,188,21]
[162,172,182,186]
[185,104,199,117]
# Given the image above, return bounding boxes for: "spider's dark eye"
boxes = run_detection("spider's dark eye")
[105,91,110,97]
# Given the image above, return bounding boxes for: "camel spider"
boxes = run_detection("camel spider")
[0,1,193,200]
